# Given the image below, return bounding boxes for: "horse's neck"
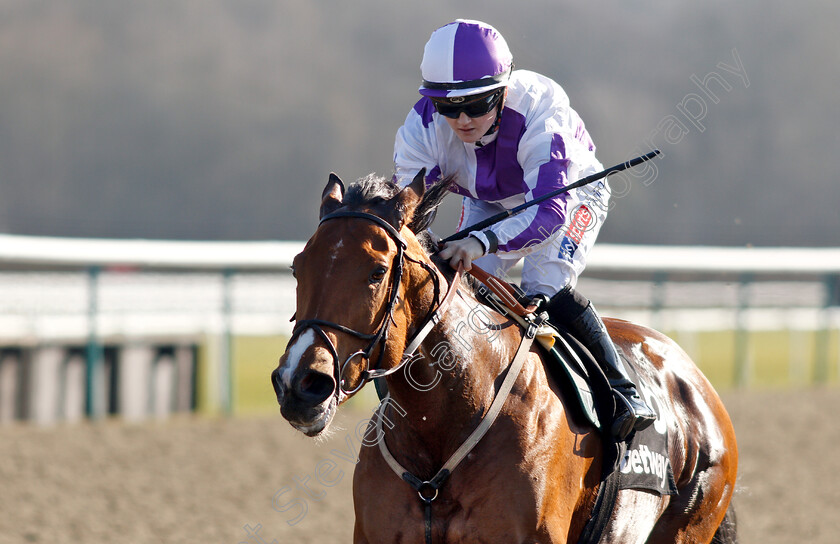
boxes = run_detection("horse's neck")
[384,292,516,470]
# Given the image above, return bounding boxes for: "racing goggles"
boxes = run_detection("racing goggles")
[431,89,504,119]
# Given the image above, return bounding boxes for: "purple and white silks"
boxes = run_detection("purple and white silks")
[394,69,610,293]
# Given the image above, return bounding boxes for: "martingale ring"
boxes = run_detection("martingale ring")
[339,350,370,396]
[417,484,439,504]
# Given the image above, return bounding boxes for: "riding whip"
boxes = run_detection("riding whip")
[439,149,661,244]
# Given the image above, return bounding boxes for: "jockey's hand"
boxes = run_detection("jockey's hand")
[438,236,485,271]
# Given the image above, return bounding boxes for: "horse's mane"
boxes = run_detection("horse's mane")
[342,173,455,253]
[342,173,399,208]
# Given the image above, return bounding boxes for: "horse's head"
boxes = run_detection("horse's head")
[271,170,439,436]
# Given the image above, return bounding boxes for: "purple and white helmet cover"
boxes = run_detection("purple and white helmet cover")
[420,19,513,98]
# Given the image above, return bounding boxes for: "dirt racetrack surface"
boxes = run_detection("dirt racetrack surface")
[1,388,839,543]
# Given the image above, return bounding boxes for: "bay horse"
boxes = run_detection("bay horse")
[271,171,738,543]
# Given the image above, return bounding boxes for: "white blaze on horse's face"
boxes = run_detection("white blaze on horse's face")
[280,329,315,389]
[328,239,344,268]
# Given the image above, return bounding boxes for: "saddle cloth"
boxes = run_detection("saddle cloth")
[543,327,677,496]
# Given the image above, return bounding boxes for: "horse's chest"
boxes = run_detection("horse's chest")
[359,467,540,543]
[442,493,539,543]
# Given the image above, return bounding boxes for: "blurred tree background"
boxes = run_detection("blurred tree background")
[0,0,837,246]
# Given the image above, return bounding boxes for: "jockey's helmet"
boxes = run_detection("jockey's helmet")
[419,20,513,99]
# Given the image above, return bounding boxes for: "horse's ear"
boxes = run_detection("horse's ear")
[403,168,427,205]
[319,172,345,219]
[387,169,426,229]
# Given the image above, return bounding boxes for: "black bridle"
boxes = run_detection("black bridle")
[290,209,448,399]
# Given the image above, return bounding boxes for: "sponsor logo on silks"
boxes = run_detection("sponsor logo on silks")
[558,237,578,260]
[620,444,670,489]
[557,205,593,260]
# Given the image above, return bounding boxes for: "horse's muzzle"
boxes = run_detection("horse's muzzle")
[271,365,335,407]
[271,360,339,438]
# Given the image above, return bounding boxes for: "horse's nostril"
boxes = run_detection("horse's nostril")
[296,371,335,404]
[271,367,285,403]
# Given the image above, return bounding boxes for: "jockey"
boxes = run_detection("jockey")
[393,19,655,439]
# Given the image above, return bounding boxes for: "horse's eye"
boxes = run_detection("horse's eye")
[369,266,388,284]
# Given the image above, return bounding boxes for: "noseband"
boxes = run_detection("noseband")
[291,209,459,399]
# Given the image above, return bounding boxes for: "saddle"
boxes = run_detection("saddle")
[469,266,677,499]
[467,267,609,430]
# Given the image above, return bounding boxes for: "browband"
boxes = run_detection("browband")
[320,210,407,249]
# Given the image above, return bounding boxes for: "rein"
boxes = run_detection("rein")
[290,209,462,400]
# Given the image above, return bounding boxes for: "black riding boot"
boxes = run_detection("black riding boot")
[546,286,656,440]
